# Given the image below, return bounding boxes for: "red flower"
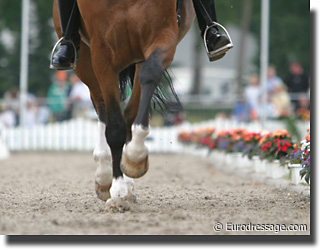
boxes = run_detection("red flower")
[201,137,210,145]
[208,142,215,149]
[262,141,272,152]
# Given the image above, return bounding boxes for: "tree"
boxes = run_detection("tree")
[0,0,54,97]
[214,0,310,80]
[0,0,310,98]
[250,0,310,79]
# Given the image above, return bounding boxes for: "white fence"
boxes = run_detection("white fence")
[0,118,310,153]
[0,119,183,153]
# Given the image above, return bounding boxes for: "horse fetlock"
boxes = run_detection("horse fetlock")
[125,142,148,163]
[125,125,149,163]
[95,166,113,186]
[93,150,109,163]
[109,177,129,200]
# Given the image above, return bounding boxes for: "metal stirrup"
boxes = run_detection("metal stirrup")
[203,22,234,57]
[50,37,78,70]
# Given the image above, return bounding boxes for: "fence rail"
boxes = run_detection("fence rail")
[0,118,310,153]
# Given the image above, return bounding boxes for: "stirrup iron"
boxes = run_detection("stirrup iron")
[50,37,78,70]
[203,22,234,58]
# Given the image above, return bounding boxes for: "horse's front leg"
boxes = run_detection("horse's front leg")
[93,119,112,201]
[89,51,135,209]
[94,117,135,205]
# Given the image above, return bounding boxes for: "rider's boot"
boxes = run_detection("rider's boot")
[51,0,80,70]
[193,0,233,62]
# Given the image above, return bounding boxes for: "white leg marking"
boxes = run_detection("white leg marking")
[108,177,129,201]
[123,175,134,195]
[93,121,112,186]
[125,125,149,163]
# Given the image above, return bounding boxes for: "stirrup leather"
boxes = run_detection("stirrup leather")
[50,37,78,70]
[203,22,234,58]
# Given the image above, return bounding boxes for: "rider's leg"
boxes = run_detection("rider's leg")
[51,0,80,70]
[192,0,233,62]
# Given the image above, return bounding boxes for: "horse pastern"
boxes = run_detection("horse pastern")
[109,177,129,199]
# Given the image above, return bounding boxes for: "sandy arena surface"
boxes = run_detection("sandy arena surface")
[0,152,310,235]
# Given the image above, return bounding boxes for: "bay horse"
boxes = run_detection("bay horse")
[53,0,195,208]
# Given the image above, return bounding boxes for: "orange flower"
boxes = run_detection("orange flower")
[259,132,272,145]
[305,133,310,142]
[272,129,289,138]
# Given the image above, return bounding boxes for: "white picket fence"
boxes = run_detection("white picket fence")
[0,119,183,153]
[0,118,309,153]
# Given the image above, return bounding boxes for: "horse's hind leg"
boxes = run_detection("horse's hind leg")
[122,46,176,178]
[123,64,141,143]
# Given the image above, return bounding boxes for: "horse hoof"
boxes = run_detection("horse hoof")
[121,154,149,178]
[106,198,131,213]
[95,181,111,201]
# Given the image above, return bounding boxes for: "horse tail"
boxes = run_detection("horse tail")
[151,69,182,114]
[119,63,136,101]
[119,64,181,114]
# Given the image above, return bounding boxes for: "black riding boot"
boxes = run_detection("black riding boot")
[192,0,233,62]
[51,0,80,70]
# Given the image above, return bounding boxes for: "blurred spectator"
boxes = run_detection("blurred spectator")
[0,103,16,128]
[25,94,38,127]
[233,100,251,122]
[36,105,51,125]
[47,71,70,122]
[296,93,310,110]
[270,83,291,118]
[267,65,284,95]
[3,87,20,123]
[244,74,260,120]
[68,73,92,119]
[296,93,310,120]
[285,62,309,109]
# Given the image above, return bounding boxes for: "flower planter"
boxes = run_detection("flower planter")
[253,156,266,174]
[0,139,10,161]
[208,150,220,167]
[266,160,289,179]
[195,147,208,158]
[226,153,236,169]
[243,155,253,169]
[233,153,243,168]
[208,150,225,169]
[288,164,307,185]
[234,153,250,169]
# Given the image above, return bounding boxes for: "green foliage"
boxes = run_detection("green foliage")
[250,0,310,78]
[217,0,310,79]
[0,0,310,98]
[0,0,55,97]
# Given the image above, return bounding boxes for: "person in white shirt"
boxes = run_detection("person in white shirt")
[68,73,92,118]
[244,74,261,119]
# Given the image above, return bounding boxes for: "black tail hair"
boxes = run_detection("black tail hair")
[118,63,182,114]
[119,63,136,102]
